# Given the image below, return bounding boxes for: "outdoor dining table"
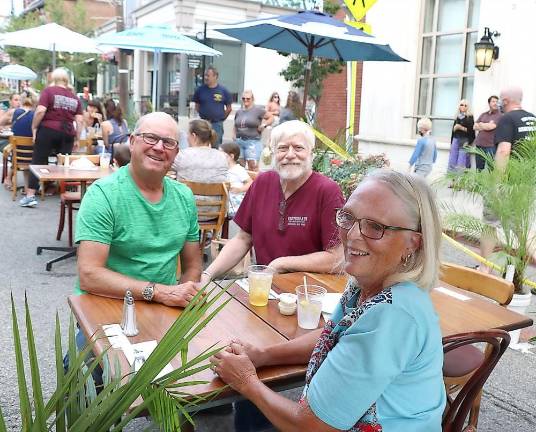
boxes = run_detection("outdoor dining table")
[69,271,533,414]
[30,164,114,271]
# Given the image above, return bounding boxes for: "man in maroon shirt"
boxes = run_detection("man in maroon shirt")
[473,95,501,170]
[201,120,344,283]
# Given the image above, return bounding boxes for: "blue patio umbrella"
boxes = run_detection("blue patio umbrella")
[95,25,222,110]
[0,64,37,81]
[215,10,406,112]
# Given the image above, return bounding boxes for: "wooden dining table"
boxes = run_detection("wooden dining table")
[69,271,533,412]
[30,164,114,271]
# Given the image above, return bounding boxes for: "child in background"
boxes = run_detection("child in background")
[112,144,131,168]
[409,117,437,178]
[220,142,253,216]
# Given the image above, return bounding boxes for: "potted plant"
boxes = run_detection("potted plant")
[0,281,232,432]
[442,133,536,323]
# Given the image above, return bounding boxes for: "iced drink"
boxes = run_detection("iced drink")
[248,265,275,307]
[296,285,326,329]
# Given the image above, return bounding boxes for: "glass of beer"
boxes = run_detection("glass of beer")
[248,265,275,307]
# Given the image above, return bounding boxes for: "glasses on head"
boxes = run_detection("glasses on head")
[335,209,420,240]
[135,132,179,150]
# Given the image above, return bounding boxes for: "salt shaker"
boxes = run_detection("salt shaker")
[121,290,139,337]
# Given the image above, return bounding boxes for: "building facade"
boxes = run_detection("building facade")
[356,0,536,176]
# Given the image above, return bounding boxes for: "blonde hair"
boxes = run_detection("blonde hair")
[51,68,70,86]
[360,169,442,291]
[417,117,432,132]
[269,120,315,151]
[457,99,473,116]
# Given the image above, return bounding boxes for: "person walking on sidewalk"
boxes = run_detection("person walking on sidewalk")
[408,117,436,178]
[474,95,502,170]
[192,66,232,148]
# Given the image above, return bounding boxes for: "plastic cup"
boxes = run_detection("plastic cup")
[248,265,275,307]
[296,285,326,329]
[100,152,111,169]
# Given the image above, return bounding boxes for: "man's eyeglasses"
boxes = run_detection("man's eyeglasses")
[135,132,179,150]
[278,200,286,232]
[276,144,307,154]
[335,208,420,240]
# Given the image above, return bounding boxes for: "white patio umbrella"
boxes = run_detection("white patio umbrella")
[95,24,222,110]
[0,23,103,69]
[0,64,37,80]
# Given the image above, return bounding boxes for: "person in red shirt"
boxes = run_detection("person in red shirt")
[20,68,83,208]
[201,120,344,284]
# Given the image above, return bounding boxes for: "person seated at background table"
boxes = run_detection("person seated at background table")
[220,141,253,217]
[0,93,22,152]
[200,120,344,285]
[4,97,35,192]
[20,68,84,208]
[112,143,130,168]
[210,169,446,432]
[102,105,129,151]
[76,112,202,307]
[83,99,105,130]
[172,119,229,222]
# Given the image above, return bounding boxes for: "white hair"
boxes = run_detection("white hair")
[269,120,315,151]
[51,68,70,86]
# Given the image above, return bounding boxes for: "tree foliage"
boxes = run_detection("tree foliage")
[1,0,98,91]
[279,1,345,104]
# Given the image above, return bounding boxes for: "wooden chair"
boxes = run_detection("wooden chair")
[1,142,12,184]
[9,136,34,201]
[440,262,514,430]
[442,330,510,432]
[56,154,100,246]
[181,181,229,252]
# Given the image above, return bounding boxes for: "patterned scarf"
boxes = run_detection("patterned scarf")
[300,279,393,432]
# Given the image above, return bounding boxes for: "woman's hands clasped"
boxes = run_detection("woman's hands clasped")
[210,339,266,393]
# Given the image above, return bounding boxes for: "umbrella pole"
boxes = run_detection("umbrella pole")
[52,43,56,70]
[302,47,313,118]
[152,50,159,112]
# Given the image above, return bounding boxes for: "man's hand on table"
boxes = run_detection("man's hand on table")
[228,338,267,368]
[154,281,200,307]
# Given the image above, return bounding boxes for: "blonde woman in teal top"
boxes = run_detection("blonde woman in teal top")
[211,169,446,431]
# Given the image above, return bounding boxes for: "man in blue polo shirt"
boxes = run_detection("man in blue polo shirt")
[193,66,232,148]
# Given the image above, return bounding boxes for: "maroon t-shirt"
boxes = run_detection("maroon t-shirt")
[474,110,502,148]
[234,171,344,265]
[39,85,82,136]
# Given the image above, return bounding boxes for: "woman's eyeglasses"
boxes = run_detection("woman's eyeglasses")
[242,97,252,101]
[135,132,179,150]
[335,209,420,240]
[459,103,467,107]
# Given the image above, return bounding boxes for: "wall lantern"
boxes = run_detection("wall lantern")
[474,27,500,71]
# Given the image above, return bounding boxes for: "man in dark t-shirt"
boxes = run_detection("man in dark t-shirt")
[192,66,232,148]
[494,86,536,170]
[479,86,536,273]
[200,120,344,285]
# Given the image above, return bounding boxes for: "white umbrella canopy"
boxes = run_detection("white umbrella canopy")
[0,64,37,80]
[0,23,102,68]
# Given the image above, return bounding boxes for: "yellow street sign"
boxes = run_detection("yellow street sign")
[344,0,378,21]
[344,19,372,35]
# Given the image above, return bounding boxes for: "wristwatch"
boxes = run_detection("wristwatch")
[142,282,156,302]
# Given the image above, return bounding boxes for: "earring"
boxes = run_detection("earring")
[402,253,413,267]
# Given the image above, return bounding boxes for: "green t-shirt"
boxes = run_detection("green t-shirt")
[74,165,199,295]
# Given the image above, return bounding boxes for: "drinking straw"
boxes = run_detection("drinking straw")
[303,275,309,302]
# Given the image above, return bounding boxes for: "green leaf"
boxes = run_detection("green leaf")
[54,313,66,432]
[24,295,46,431]
[0,405,8,432]
[10,294,32,430]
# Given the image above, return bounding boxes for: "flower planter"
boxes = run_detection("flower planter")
[506,292,532,345]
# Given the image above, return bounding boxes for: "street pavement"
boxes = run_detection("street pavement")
[0,180,535,431]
